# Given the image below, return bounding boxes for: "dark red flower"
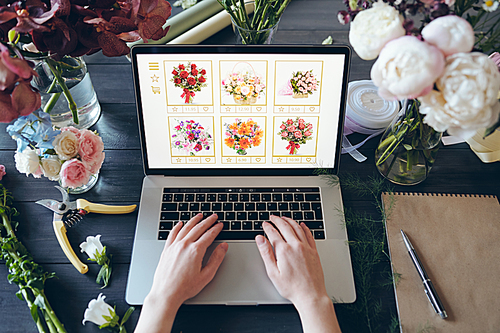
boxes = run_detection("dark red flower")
[178,64,185,70]
[199,76,206,83]
[174,78,181,84]
[188,133,195,140]
[200,69,206,75]
[194,143,202,151]
[191,63,196,69]
[172,69,178,75]
[186,77,196,85]
[191,68,198,76]
[179,70,188,78]
[132,0,172,41]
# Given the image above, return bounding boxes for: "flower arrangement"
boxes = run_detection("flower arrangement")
[222,70,265,104]
[224,118,264,155]
[80,235,113,289]
[0,0,172,124]
[171,63,207,104]
[290,70,319,98]
[8,110,105,189]
[278,117,313,155]
[171,119,213,156]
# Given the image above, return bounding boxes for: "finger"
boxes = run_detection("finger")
[255,235,279,280]
[185,214,219,242]
[262,221,284,248]
[197,221,224,249]
[281,216,308,243]
[176,213,203,239]
[300,222,317,249]
[165,221,183,247]
[200,242,229,284]
[270,215,300,243]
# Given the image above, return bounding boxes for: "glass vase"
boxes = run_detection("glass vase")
[31,56,101,129]
[231,16,280,45]
[58,172,99,195]
[374,99,442,185]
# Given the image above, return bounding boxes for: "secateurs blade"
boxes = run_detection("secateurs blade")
[36,186,137,274]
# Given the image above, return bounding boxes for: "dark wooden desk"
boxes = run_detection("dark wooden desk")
[1,1,499,332]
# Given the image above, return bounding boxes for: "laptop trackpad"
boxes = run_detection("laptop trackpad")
[186,241,289,305]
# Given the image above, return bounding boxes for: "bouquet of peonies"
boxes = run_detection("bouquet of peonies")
[171,119,213,156]
[8,110,104,189]
[222,70,265,104]
[171,63,207,104]
[340,0,500,140]
[278,118,313,155]
[290,70,319,98]
[224,118,264,155]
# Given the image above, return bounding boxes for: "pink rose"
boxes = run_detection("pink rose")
[281,132,288,137]
[0,164,5,180]
[286,119,294,125]
[304,130,312,137]
[294,131,302,139]
[60,159,91,189]
[307,123,313,129]
[280,124,286,130]
[287,125,296,132]
[299,123,305,130]
[78,129,105,174]
[298,118,305,124]
[61,126,81,139]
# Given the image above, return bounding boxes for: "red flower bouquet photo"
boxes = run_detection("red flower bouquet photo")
[171,63,208,104]
[278,117,313,155]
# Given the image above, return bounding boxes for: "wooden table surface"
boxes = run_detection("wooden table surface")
[1,1,499,332]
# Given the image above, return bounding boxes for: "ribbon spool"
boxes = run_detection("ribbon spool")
[342,80,400,162]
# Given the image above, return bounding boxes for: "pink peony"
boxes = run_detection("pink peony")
[60,159,91,189]
[0,164,5,180]
[287,125,296,132]
[78,129,105,174]
[421,15,474,57]
[294,131,302,139]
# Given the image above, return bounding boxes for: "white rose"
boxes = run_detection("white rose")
[41,156,62,181]
[53,131,79,160]
[419,53,500,139]
[371,36,445,100]
[14,148,40,176]
[421,15,474,57]
[349,1,406,60]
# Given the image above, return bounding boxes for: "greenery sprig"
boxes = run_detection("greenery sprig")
[0,185,66,333]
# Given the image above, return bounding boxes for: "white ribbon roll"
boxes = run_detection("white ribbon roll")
[342,80,400,162]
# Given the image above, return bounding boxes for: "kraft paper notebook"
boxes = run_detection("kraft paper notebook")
[382,192,500,332]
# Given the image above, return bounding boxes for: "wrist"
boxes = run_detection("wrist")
[293,294,332,315]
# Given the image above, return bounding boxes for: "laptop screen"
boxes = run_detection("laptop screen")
[131,45,350,176]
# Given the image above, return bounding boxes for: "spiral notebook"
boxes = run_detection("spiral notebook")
[382,192,500,332]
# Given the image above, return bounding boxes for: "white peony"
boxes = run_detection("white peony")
[82,293,116,326]
[419,53,500,139]
[53,130,79,160]
[41,156,62,181]
[349,1,406,60]
[14,148,40,176]
[421,15,474,57]
[80,234,104,260]
[371,36,445,100]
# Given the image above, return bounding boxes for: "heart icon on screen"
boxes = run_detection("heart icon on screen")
[256,158,261,162]
[309,107,315,111]
[203,107,209,111]
[205,158,211,162]
[256,107,262,111]
[306,158,311,162]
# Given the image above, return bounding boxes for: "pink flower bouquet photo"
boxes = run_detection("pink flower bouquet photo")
[278,117,313,155]
[171,63,208,104]
[171,119,213,156]
[290,70,319,98]
[221,64,266,105]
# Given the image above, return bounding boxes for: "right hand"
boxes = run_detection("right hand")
[255,215,328,306]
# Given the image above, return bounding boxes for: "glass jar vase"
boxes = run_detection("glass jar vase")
[375,99,442,185]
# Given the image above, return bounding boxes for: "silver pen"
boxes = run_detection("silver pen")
[400,229,448,319]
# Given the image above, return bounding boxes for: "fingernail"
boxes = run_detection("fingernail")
[256,235,265,246]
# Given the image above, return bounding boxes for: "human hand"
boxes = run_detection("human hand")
[135,213,227,333]
[255,215,328,307]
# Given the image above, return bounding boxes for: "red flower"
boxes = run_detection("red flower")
[180,71,189,78]
[199,76,206,83]
[194,143,202,151]
[174,78,181,84]
[200,69,206,75]
[188,133,195,140]
[179,64,185,70]
[191,64,197,69]
[186,125,192,129]
[187,77,196,85]
[172,69,178,75]
[286,119,294,125]
[191,69,198,76]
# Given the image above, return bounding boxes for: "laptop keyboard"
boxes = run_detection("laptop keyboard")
[158,188,325,241]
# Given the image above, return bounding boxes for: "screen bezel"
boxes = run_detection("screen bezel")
[131,45,350,176]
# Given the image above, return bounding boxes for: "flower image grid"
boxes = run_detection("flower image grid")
[278,117,314,155]
[224,118,264,155]
[221,66,266,104]
[171,119,213,156]
[171,63,208,104]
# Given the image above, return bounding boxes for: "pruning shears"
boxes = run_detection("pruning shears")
[36,186,137,274]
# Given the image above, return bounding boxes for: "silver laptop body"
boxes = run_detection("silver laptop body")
[126,45,356,305]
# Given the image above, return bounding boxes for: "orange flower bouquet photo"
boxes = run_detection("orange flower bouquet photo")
[224,118,263,155]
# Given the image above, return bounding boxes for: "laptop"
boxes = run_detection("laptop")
[126,45,356,305]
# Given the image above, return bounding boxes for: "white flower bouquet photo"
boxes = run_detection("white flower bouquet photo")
[221,62,266,105]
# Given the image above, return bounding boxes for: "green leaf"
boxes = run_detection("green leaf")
[120,307,135,326]
[16,290,24,301]
[403,144,413,151]
[30,304,39,323]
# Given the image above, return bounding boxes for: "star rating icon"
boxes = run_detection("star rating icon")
[226,158,232,163]
[151,74,159,82]
[172,107,178,112]
[277,158,283,162]
[176,158,182,163]
[279,107,285,112]
[225,107,231,112]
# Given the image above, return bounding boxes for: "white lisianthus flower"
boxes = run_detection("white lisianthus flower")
[421,15,474,57]
[82,293,116,326]
[419,53,500,139]
[41,156,62,181]
[371,36,445,100]
[14,148,40,176]
[53,130,79,160]
[349,1,406,60]
[80,235,104,260]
